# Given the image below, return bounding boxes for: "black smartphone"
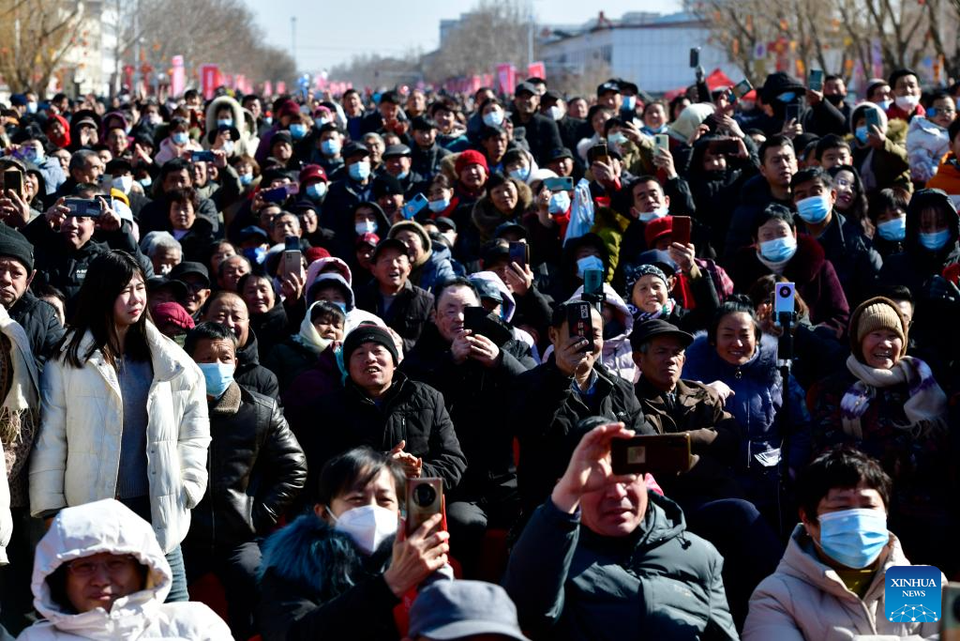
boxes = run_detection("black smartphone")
[583,268,604,298]
[3,170,22,197]
[785,103,800,123]
[190,150,216,163]
[590,142,609,164]
[261,185,289,203]
[282,235,302,279]
[689,47,701,68]
[406,477,443,537]
[709,139,740,155]
[508,241,528,267]
[566,301,594,353]
[611,434,693,475]
[672,216,691,246]
[63,198,103,217]
[462,306,513,346]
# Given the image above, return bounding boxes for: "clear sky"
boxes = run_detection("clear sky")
[242,0,682,73]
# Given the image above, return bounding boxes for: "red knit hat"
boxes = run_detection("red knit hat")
[305,246,331,264]
[644,215,674,247]
[455,149,489,176]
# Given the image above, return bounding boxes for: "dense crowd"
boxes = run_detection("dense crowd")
[0,66,957,640]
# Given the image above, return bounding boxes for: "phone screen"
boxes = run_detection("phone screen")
[508,241,528,266]
[733,79,753,99]
[785,103,800,123]
[672,216,691,246]
[808,69,824,92]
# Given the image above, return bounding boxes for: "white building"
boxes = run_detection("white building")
[540,11,744,94]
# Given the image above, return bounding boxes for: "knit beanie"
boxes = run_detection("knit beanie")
[455,149,489,176]
[850,296,908,363]
[343,324,399,366]
[0,224,34,272]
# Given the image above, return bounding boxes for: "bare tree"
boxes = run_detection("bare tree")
[0,0,84,95]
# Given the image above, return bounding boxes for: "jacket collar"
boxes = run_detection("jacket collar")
[66,322,184,386]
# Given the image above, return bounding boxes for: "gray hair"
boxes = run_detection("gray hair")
[140,231,182,258]
[68,149,99,173]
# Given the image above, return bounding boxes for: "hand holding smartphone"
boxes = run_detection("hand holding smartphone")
[672,216,691,246]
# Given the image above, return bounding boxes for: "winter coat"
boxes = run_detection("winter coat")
[409,242,456,294]
[29,236,110,308]
[850,114,911,195]
[411,143,451,181]
[354,280,434,354]
[257,514,399,641]
[185,382,306,551]
[510,112,563,166]
[29,323,210,553]
[503,493,738,641]
[801,210,883,308]
[263,336,318,392]
[9,292,64,369]
[925,153,960,206]
[250,303,288,363]
[724,174,794,262]
[907,116,951,184]
[19,499,232,640]
[235,330,280,400]
[204,95,258,158]
[730,234,850,335]
[281,346,343,443]
[743,525,940,641]
[509,359,654,517]
[682,332,811,475]
[457,180,532,266]
[302,373,467,504]
[401,321,536,502]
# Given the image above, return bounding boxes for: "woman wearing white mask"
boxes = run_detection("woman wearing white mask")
[258,446,451,641]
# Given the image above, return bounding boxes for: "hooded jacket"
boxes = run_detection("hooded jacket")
[504,493,738,641]
[19,499,232,640]
[29,324,210,553]
[906,116,951,184]
[849,102,911,193]
[743,525,940,641]
[204,95,258,158]
[307,272,384,334]
[236,329,280,399]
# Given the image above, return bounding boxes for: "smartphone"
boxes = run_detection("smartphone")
[785,103,800,123]
[508,240,529,267]
[689,47,701,68]
[590,142,609,164]
[942,582,960,641]
[401,193,429,220]
[463,306,514,346]
[3,170,22,197]
[261,185,290,204]
[566,301,594,353]
[808,69,824,92]
[732,79,753,99]
[190,150,216,163]
[654,134,670,152]
[865,108,881,132]
[583,268,604,298]
[406,477,443,537]
[282,235,302,278]
[672,216,691,246]
[543,176,573,192]
[709,139,740,155]
[773,282,796,316]
[63,198,103,217]
[611,434,693,475]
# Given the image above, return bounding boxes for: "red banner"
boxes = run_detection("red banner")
[199,63,220,100]
[527,61,546,80]
[276,81,287,94]
[495,63,516,96]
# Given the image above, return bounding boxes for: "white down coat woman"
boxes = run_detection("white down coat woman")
[19,498,232,640]
[29,323,210,554]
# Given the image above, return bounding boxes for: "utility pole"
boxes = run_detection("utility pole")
[291,16,297,69]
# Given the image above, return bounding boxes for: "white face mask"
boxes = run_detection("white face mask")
[331,504,398,555]
[222,140,236,155]
[547,105,563,121]
[111,175,133,194]
[894,94,920,111]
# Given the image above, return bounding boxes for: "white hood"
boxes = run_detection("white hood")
[567,282,634,341]
[30,499,171,640]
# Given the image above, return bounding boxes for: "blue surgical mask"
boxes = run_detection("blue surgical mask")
[641,125,667,136]
[139,176,152,189]
[759,235,798,262]
[638,206,669,223]
[877,217,906,241]
[306,182,327,200]
[608,132,628,146]
[321,139,342,155]
[239,172,254,186]
[817,508,888,569]
[795,194,831,224]
[289,123,308,139]
[509,167,529,182]
[919,228,951,251]
[428,197,450,213]
[198,362,234,398]
[548,191,571,214]
[576,255,604,278]
[854,125,870,145]
[396,170,409,180]
[217,118,233,128]
[622,95,637,111]
[777,92,797,103]
[349,160,371,181]
[172,131,189,145]
[355,220,377,235]
[482,110,504,127]
[877,99,892,111]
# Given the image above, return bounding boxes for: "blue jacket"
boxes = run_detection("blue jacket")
[682,332,811,472]
[411,242,456,294]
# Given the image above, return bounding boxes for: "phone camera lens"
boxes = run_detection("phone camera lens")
[413,484,436,507]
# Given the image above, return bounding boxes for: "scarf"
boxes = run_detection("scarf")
[293,301,335,355]
[840,355,947,439]
[756,251,791,276]
[628,298,677,322]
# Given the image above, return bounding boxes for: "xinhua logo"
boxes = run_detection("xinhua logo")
[885,565,942,623]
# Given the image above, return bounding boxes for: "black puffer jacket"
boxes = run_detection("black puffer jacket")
[303,372,467,504]
[354,280,434,354]
[186,383,306,550]
[509,359,654,517]
[9,291,64,368]
[236,329,280,399]
[401,322,537,501]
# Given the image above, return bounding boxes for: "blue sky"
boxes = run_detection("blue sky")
[242,0,682,73]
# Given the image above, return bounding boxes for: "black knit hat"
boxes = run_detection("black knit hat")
[343,324,399,365]
[0,224,34,271]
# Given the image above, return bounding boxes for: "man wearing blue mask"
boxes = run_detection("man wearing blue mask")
[313,122,344,177]
[321,142,375,253]
[744,447,944,640]
[791,167,881,307]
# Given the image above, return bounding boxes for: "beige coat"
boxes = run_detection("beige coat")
[744,524,940,641]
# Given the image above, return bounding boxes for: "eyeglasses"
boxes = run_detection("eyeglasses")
[834,177,853,188]
[67,555,138,577]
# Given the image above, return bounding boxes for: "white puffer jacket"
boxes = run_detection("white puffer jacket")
[19,499,232,640]
[29,323,210,553]
[906,116,950,184]
[0,438,8,566]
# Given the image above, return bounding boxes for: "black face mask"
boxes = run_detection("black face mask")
[825,93,846,107]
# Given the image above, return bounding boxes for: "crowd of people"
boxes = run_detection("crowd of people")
[0,64,957,640]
